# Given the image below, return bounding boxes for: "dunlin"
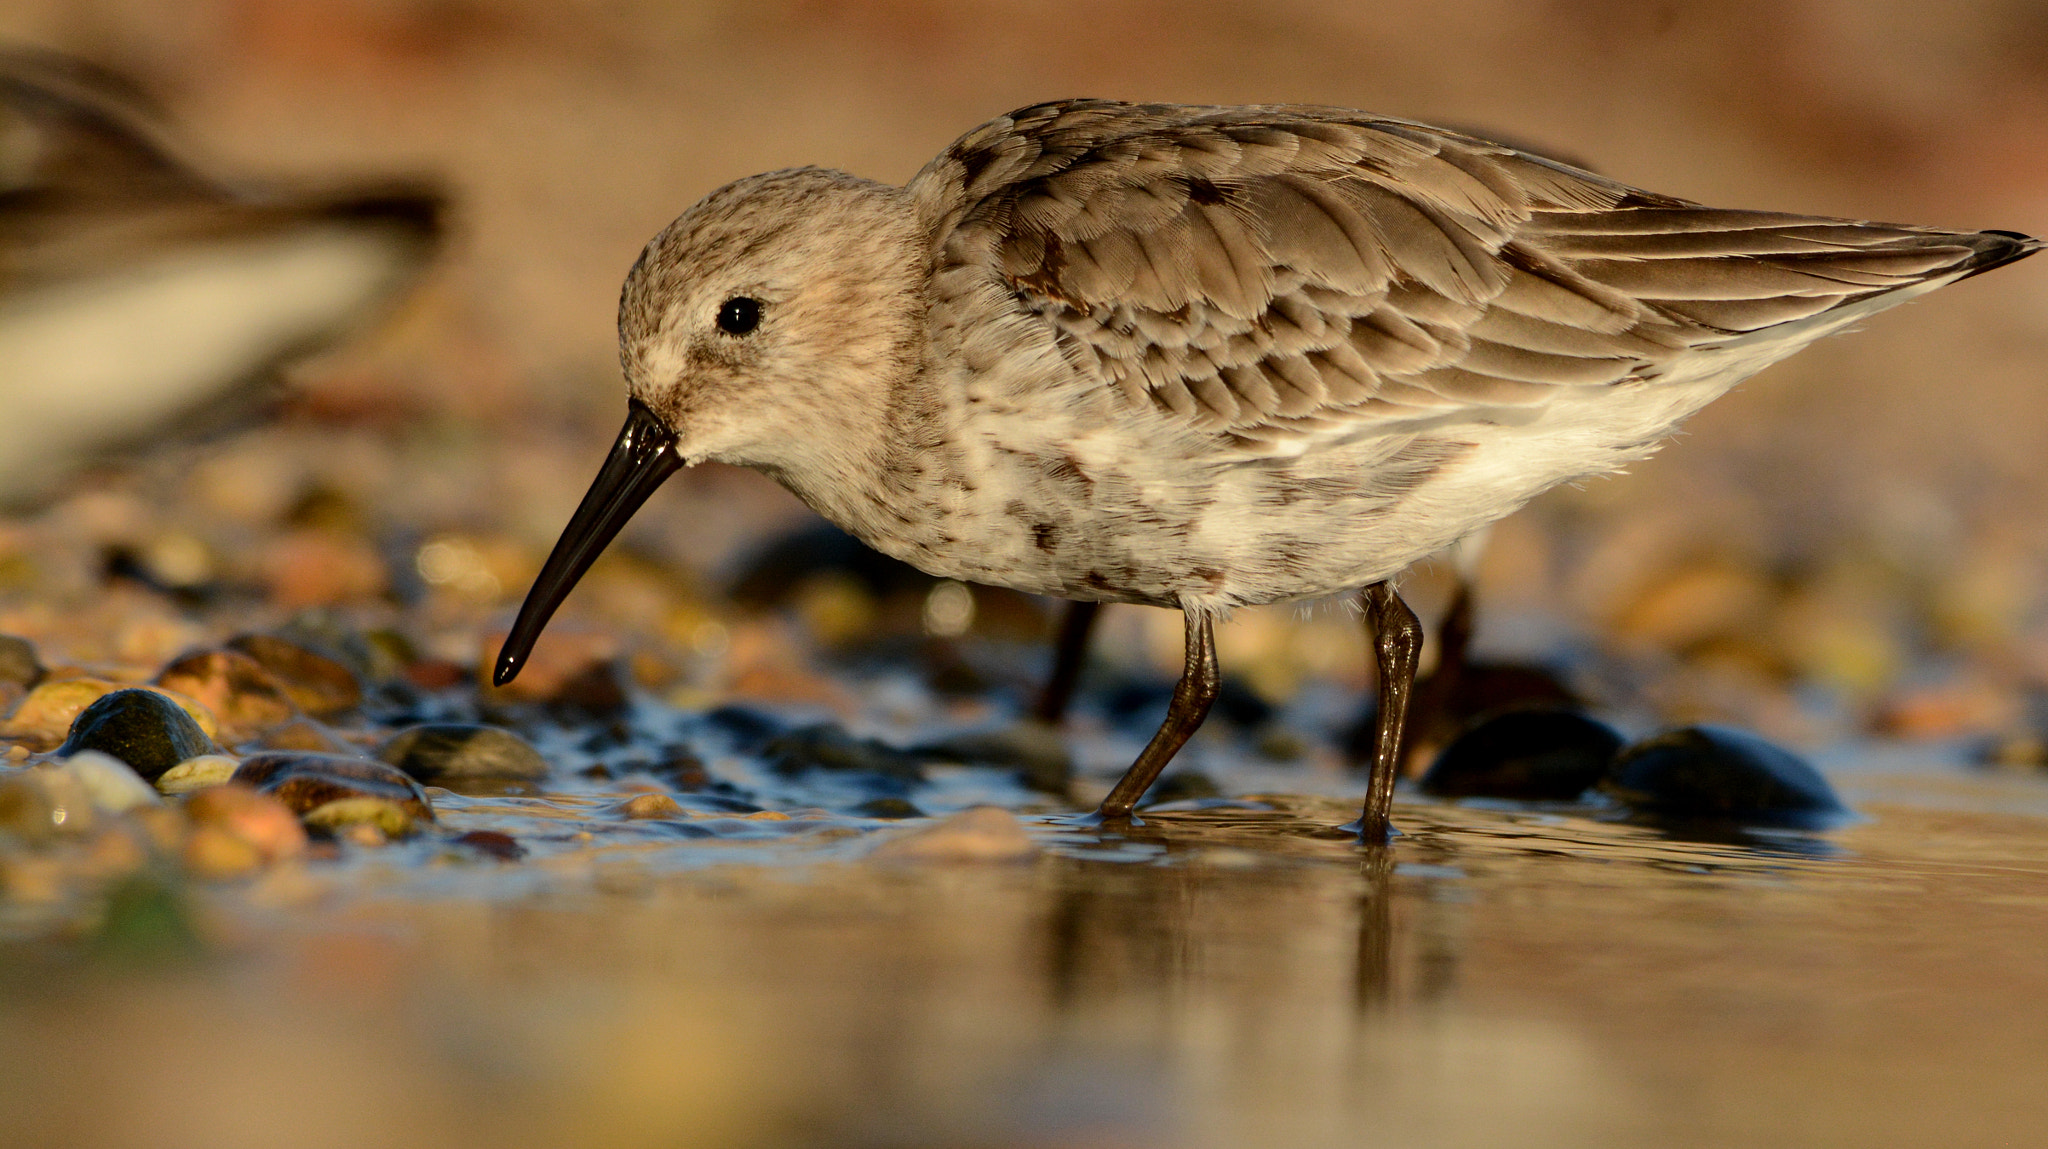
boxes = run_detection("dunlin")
[496,99,2039,843]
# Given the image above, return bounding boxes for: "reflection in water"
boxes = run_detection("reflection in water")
[3,793,2047,1147]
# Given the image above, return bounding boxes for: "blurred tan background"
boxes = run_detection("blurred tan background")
[3,0,2046,729]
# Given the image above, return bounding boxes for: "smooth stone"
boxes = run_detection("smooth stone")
[1146,771,1222,805]
[868,806,1038,862]
[1602,725,1849,825]
[303,797,418,837]
[232,752,434,825]
[375,723,550,783]
[156,755,241,795]
[250,717,354,754]
[0,635,43,689]
[702,705,785,752]
[855,796,924,819]
[56,688,215,781]
[153,649,298,740]
[1421,709,1624,800]
[50,751,160,812]
[226,633,362,717]
[452,830,524,860]
[653,746,713,790]
[2,678,217,751]
[183,783,307,865]
[911,722,1072,793]
[763,724,926,784]
[182,825,265,880]
[615,792,685,819]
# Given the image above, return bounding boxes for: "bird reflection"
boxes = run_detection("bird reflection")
[1036,810,1462,1018]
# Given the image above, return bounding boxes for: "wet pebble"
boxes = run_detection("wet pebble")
[182,784,307,878]
[615,792,685,819]
[911,722,1072,794]
[2,678,216,751]
[251,717,355,754]
[304,798,418,837]
[155,755,240,795]
[855,797,924,819]
[232,752,434,832]
[868,806,1038,862]
[1147,771,1222,805]
[226,633,362,717]
[0,635,44,689]
[154,649,298,741]
[376,723,550,784]
[1420,709,1624,801]
[763,724,926,786]
[1602,725,1849,826]
[452,830,524,860]
[54,751,161,812]
[56,687,215,781]
[702,705,785,752]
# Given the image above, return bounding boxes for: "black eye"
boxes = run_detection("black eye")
[716,296,761,336]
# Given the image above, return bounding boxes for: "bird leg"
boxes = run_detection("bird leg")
[1355,581,1422,845]
[1097,607,1217,820]
[1033,600,1101,724]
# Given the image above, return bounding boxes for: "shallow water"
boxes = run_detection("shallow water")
[3,733,2044,1149]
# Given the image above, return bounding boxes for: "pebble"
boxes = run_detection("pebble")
[226,633,363,717]
[615,792,685,819]
[156,755,241,794]
[182,824,265,880]
[911,722,1072,794]
[302,797,419,837]
[55,687,216,780]
[1420,709,1624,801]
[2,678,216,751]
[182,784,310,867]
[0,634,44,689]
[375,723,551,784]
[232,752,435,828]
[452,830,525,860]
[1146,771,1222,804]
[1602,725,1849,826]
[855,797,924,819]
[251,717,355,754]
[868,806,1038,862]
[52,750,162,812]
[763,724,927,787]
[153,649,299,741]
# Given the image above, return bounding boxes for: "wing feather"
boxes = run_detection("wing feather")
[911,100,2025,454]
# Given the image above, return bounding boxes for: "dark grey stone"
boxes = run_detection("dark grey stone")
[1421,709,1623,800]
[57,689,213,782]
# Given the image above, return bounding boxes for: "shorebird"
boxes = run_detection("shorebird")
[495,99,2039,843]
[0,51,442,506]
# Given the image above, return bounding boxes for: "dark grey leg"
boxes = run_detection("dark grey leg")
[1033,600,1101,724]
[1097,607,1218,820]
[1356,582,1422,845]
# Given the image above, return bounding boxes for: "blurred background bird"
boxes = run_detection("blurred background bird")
[0,49,442,507]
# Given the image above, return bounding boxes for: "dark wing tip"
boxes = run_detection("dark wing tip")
[1960,229,2044,280]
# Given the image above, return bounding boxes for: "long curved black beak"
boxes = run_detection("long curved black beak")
[493,400,681,686]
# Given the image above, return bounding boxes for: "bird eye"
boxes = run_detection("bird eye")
[716,297,762,336]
